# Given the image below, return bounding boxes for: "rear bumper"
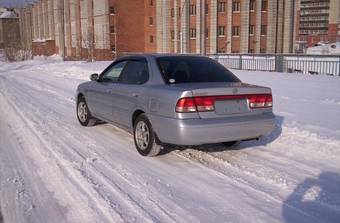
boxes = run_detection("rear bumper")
[149,112,275,146]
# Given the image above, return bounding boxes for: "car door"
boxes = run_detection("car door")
[86,60,127,121]
[110,59,150,128]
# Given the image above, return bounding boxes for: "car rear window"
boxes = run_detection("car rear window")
[156,56,240,84]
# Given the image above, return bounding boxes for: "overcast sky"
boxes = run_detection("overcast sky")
[0,0,34,8]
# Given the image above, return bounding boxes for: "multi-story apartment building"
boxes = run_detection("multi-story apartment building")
[19,0,298,61]
[19,0,146,60]
[153,0,298,54]
[297,0,340,47]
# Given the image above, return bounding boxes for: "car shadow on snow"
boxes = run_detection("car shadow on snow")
[282,171,340,223]
[0,204,3,223]
[159,115,284,155]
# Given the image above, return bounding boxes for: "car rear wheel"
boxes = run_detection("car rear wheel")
[77,97,96,127]
[133,114,162,156]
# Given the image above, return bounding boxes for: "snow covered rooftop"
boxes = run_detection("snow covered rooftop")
[0,10,18,19]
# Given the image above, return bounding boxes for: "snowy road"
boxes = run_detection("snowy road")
[0,58,340,223]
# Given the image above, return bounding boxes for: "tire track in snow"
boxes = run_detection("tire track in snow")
[0,83,123,223]
[172,150,327,223]
[2,63,340,222]
[1,67,200,223]
[2,63,290,223]
[3,70,332,222]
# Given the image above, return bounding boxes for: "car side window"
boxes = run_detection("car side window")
[100,61,127,83]
[118,60,149,85]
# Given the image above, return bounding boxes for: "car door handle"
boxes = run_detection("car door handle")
[132,93,139,98]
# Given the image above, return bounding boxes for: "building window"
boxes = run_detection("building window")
[249,25,255,35]
[248,49,254,53]
[110,25,115,34]
[149,17,153,25]
[250,0,255,11]
[232,1,240,12]
[109,6,115,15]
[149,0,153,6]
[218,26,225,36]
[218,1,226,13]
[261,0,267,11]
[205,28,209,38]
[171,30,175,40]
[205,4,209,14]
[178,7,181,17]
[150,35,154,43]
[189,4,196,15]
[232,26,240,36]
[261,25,267,35]
[190,28,196,38]
[171,8,175,18]
[218,49,226,53]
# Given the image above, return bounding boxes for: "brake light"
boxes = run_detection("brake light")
[194,97,215,112]
[175,94,273,113]
[249,94,273,109]
[175,98,197,113]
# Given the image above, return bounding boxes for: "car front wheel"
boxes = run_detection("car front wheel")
[133,114,162,156]
[77,97,96,127]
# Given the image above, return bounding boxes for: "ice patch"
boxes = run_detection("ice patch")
[302,186,322,202]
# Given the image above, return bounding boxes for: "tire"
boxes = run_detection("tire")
[77,97,96,127]
[133,114,162,156]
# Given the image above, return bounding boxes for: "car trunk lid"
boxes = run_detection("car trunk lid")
[173,82,272,119]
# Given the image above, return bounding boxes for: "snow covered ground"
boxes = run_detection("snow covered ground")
[0,56,339,223]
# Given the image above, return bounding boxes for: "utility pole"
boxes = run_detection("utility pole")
[114,13,118,59]
[180,0,189,54]
[75,0,81,59]
[88,0,94,62]
[58,0,65,60]
[200,0,206,55]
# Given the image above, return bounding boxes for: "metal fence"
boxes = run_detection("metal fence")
[210,54,340,76]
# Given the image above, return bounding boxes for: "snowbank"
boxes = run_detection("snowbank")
[0,58,339,223]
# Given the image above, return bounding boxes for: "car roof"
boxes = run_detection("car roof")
[117,53,206,60]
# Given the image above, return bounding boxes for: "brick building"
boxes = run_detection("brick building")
[297,0,340,47]
[0,10,20,49]
[19,0,298,60]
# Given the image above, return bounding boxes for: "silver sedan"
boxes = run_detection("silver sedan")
[76,54,275,156]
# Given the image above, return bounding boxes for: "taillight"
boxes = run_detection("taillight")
[175,94,273,113]
[175,97,215,113]
[248,94,273,109]
[175,98,197,113]
[194,97,215,112]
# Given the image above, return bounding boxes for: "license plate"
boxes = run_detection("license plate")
[215,99,249,115]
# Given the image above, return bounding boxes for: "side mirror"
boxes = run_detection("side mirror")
[90,73,99,81]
